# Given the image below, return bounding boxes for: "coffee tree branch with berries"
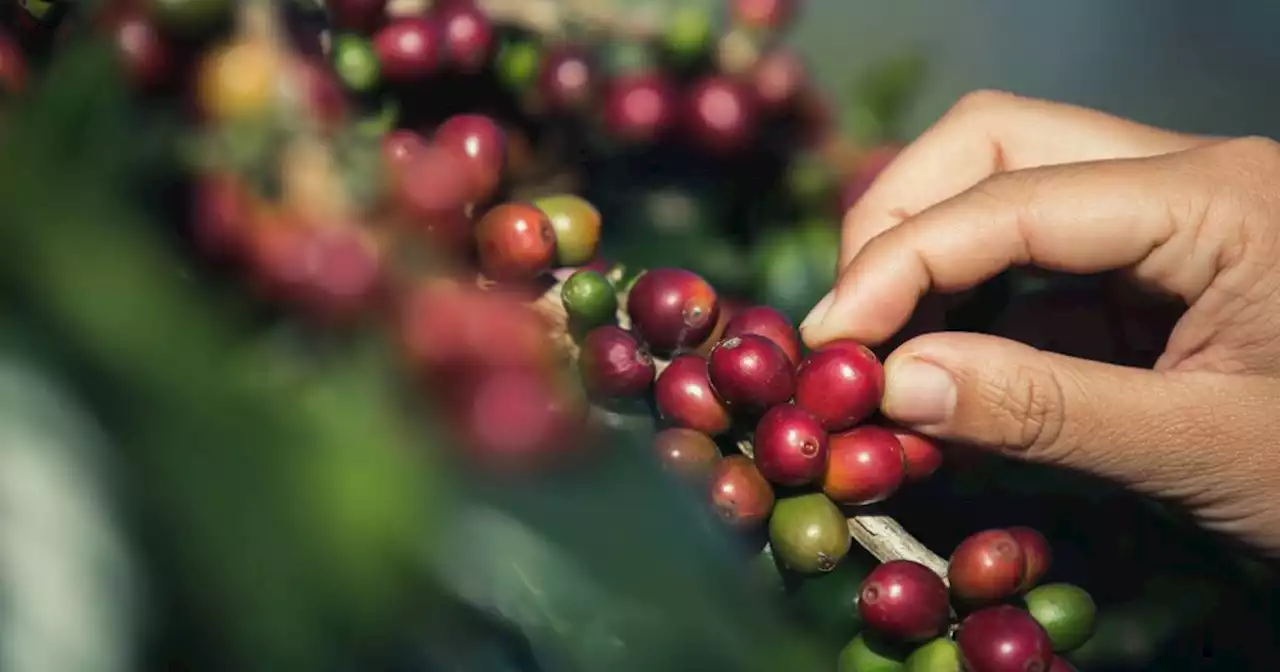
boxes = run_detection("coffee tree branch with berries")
[0,1,1121,671]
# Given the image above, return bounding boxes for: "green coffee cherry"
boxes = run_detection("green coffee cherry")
[839,633,908,672]
[1024,583,1098,652]
[332,34,380,93]
[904,637,962,671]
[561,270,618,335]
[768,493,850,574]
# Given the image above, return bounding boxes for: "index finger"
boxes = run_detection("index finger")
[806,151,1213,347]
[839,90,1212,270]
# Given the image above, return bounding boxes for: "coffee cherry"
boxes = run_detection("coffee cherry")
[1048,656,1079,672]
[626,268,720,355]
[1008,526,1053,592]
[578,326,655,400]
[794,340,884,432]
[246,223,383,323]
[434,114,507,203]
[731,0,798,32]
[326,0,387,33]
[1023,584,1096,653]
[957,606,1054,672]
[382,129,430,174]
[539,46,596,112]
[437,2,494,73]
[708,455,774,529]
[456,366,585,471]
[105,8,171,92]
[475,202,557,282]
[663,6,713,63]
[394,144,474,223]
[722,305,801,366]
[397,283,551,375]
[858,560,949,642]
[822,426,905,505]
[331,34,381,93]
[751,47,807,113]
[496,38,541,92]
[892,427,943,482]
[948,530,1027,606]
[654,354,733,436]
[768,493,850,573]
[752,404,827,485]
[707,335,795,413]
[196,39,282,122]
[533,194,602,266]
[684,76,757,154]
[838,633,908,672]
[561,269,617,333]
[653,428,721,481]
[374,17,441,83]
[603,72,676,144]
[904,638,961,672]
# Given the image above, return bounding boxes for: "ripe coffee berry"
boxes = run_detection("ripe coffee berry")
[752,404,827,486]
[474,202,557,282]
[948,529,1027,606]
[578,326,655,400]
[708,455,775,529]
[721,305,802,366]
[434,114,507,203]
[707,334,795,413]
[794,340,884,432]
[858,560,949,642]
[822,426,905,505]
[374,18,441,83]
[684,76,757,154]
[892,427,944,482]
[539,46,596,111]
[603,72,677,144]
[626,268,721,355]
[1009,526,1053,592]
[654,355,733,436]
[437,2,494,73]
[957,605,1054,672]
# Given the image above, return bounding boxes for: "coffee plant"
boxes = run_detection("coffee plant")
[6,1,1271,671]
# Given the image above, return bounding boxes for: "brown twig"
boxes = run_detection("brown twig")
[530,273,951,578]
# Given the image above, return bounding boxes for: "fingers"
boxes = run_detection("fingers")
[839,90,1211,270]
[802,151,1219,347]
[876,331,1264,501]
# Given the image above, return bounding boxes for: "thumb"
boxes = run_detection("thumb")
[879,332,1224,495]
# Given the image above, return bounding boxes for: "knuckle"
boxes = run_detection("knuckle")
[949,89,1020,120]
[1222,135,1280,169]
[971,363,1068,455]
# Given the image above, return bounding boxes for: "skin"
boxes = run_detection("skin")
[799,90,1280,556]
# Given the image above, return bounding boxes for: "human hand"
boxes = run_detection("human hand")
[799,90,1280,556]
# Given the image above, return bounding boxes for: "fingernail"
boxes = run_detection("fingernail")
[883,358,956,426]
[800,291,835,333]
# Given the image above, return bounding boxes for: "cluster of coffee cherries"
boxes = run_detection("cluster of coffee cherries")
[841,527,1096,671]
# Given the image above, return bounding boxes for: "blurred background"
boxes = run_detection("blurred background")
[797,0,1280,138]
[0,1,1278,671]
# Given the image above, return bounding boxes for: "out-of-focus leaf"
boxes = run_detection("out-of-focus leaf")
[431,432,830,672]
[0,354,140,672]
